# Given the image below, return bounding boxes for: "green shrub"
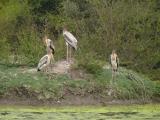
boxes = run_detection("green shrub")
[76,53,104,74]
[153,82,160,97]
[0,37,10,62]
[17,28,44,65]
[113,68,155,100]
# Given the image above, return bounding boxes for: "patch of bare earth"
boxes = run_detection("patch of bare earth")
[0,96,153,106]
[44,59,88,79]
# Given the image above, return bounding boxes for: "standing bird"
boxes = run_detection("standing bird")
[109,50,119,80]
[44,35,55,64]
[63,28,77,63]
[44,35,55,54]
[37,48,52,72]
[108,50,119,96]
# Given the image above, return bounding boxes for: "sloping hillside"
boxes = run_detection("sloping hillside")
[0,61,159,105]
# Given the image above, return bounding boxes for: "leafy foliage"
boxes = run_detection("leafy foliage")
[0,0,159,80]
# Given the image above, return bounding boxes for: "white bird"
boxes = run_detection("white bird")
[44,36,55,64]
[37,48,52,72]
[44,36,55,54]
[63,28,77,63]
[109,50,119,80]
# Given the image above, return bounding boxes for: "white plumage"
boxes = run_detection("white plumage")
[110,53,119,72]
[37,38,54,71]
[63,31,77,50]
[45,38,55,54]
[37,54,51,71]
[63,30,78,62]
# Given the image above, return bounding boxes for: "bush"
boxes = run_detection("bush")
[113,68,155,100]
[83,60,103,74]
[76,52,105,74]
[17,28,45,65]
[0,37,10,62]
[153,82,160,98]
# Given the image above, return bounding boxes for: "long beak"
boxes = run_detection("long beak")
[74,46,77,50]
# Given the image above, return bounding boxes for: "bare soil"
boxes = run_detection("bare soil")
[0,87,156,106]
[0,96,156,106]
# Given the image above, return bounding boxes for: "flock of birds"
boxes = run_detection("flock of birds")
[37,28,78,72]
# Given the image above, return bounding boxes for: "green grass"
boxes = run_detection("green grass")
[0,105,160,120]
[0,63,159,101]
[94,67,155,100]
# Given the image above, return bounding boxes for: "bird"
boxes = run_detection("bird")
[44,35,55,54]
[44,35,55,64]
[37,48,52,72]
[109,50,119,80]
[63,28,77,63]
[110,50,119,72]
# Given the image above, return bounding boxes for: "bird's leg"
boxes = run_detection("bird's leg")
[69,46,72,63]
[45,66,47,73]
[67,44,69,63]
[112,69,116,85]
[51,54,54,70]
[50,54,53,64]
[44,66,47,73]
[50,53,54,65]
[48,55,52,73]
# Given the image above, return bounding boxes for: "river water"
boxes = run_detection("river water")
[0,104,160,120]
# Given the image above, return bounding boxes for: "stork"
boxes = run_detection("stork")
[44,35,55,64]
[109,50,119,80]
[63,28,77,63]
[37,48,52,72]
[108,50,119,96]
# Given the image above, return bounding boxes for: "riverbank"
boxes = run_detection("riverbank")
[0,104,160,112]
[0,64,159,106]
[0,96,158,106]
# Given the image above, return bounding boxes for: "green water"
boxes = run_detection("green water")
[0,104,160,120]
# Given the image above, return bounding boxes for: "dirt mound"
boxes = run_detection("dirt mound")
[50,60,72,74]
[18,59,87,79]
[20,60,73,74]
[50,59,89,79]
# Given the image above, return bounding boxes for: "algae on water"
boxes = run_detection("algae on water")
[0,105,160,120]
